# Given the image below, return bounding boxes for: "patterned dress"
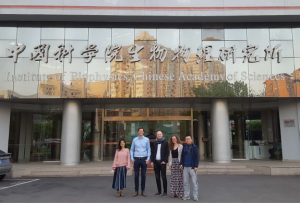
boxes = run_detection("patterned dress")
[170,148,184,197]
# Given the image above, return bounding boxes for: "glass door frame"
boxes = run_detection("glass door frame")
[99,106,193,161]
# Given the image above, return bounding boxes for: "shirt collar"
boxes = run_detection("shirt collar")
[138,135,144,139]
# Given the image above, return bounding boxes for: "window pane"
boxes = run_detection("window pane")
[41,28,64,40]
[247,29,270,57]
[135,29,156,41]
[65,28,88,40]
[41,40,65,58]
[87,59,110,98]
[17,28,41,58]
[271,41,293,58]
[38,59,63,98]
[64,40,88,58]
[0,40,17,57]
[180,29,201,52]
[13,59,39,98]
[62,58,87,98]
[225,41,247,58]
[225,58,249,97]
[0,59,14,99]
[202,29,224,41]
[202,41,225,59]
[270,28,292,40]
[0,27,17,39]
[112,28,134,46]
[89,28,111,56]
[249,59,271,97]
[225,29,247,40]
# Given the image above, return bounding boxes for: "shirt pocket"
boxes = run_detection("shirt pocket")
[141,140,147,148]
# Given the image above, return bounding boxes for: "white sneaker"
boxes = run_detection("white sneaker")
[182,196,190,200]
[194,197,198,201]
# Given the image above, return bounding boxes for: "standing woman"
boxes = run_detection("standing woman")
[168,135,184,198]
[112,139,131,197]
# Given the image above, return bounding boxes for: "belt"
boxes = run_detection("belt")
[155,160,162,163]
[134,157,147,160]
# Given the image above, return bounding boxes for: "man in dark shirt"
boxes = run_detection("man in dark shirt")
[180,136,199,201]
[151,131,169,197]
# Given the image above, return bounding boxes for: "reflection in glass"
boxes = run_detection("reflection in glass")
[293,58,300,96]
[0,27,17,39]
[103,120,191,160]
[112,28,134,46]
[41,28,64,39]
[149,108,191,116]
[225,29,247,40]
[41,40,65,58]
[87,59,110,98]
[270,29,292,40]
[293,28,300,57]
[225,58,249,97]
[0,59,14,99]
[0,40,17,57]
[271,58,295,97]
[89,28,111,54]
[13,59,39,98]
[17,28,41,58]
[249,59,271,97]
[38,59,63,98]
[247,29,270,57]
[157,29,179,50]
[270,41,294,58]
[64,40,88,58]
[202,29,224,41]
[180,29,201,52]
[65,28,88,40]
[135,29,156,41]
[62,58,87,98]
[202,41,225,59]
[225,41,247,58]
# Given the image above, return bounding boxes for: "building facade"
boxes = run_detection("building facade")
[1,0,300,165]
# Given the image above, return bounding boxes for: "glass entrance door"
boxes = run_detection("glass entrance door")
[103,120,191,161]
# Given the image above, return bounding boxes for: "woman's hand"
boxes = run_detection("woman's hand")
[169,166,171,170]
[112,167,116,170]
[127,167,130,170]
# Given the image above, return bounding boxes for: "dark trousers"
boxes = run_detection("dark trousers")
[154,161,167,194]
[134,159,147,192]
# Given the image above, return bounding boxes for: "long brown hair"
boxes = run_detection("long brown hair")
[168,135,182,151]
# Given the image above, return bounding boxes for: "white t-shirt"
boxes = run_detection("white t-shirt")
[156,144,161,160]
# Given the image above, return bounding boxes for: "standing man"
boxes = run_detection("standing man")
[130,127,151,197]
[151,131,169,197]
[180,136,199,201]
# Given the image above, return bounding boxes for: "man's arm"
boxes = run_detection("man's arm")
[180,146,184,166]
[130,139,135,160]
[194,146,200,168]
[164,142,169,163]
[146,138,151,160]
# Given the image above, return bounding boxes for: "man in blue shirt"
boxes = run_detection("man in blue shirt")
[180,136,199,201]
[130,127,151,197]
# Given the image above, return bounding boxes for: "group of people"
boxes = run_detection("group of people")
[111,127,200,201]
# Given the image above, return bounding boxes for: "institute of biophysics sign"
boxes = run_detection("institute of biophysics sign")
[5,42,285,82]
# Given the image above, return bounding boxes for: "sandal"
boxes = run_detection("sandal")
[172,195,177,198]
[117,190,120,197]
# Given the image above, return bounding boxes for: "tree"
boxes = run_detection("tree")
[193,81,249,97]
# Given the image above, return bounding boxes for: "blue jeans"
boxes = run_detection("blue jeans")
[134,159,147,192]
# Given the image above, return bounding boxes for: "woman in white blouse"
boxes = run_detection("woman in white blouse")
[168,135,184,198]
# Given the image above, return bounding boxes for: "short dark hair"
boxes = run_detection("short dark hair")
[118,139,126,151]
[185,135,192,139]
[137,127,144,132]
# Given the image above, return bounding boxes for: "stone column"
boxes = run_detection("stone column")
[0,102,11,153]
[211,99,231,163]
[60,100,82,166]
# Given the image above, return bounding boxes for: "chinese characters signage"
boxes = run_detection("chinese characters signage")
[6,43,283,64]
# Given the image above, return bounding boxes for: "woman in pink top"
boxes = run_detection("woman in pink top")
[112,139,131,197]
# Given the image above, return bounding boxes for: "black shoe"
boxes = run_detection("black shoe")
[162,192,167,197]
[155,192,161,196]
